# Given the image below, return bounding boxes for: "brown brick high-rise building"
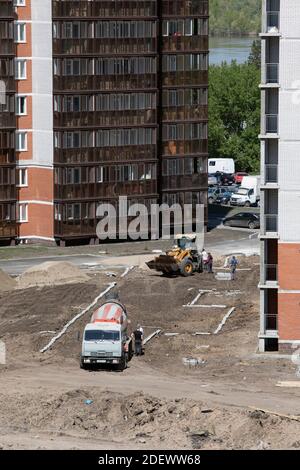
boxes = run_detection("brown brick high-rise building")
[0,0,208,245]
[0,0,16,243]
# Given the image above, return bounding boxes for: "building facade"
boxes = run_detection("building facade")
[0,0,208,245]
[0,0,16,243]
[259,0,300,352]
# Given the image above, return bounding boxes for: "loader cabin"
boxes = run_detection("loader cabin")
[175,234,198,251]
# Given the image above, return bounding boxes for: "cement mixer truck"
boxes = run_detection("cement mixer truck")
[80,300,133,371]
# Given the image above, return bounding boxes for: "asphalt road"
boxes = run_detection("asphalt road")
[0,254,106,276]
[0,227,259,276]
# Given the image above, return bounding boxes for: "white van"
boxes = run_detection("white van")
[208,158,235,175]
[230,176,261,207]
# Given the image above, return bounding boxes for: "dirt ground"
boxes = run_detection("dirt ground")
[1,255,300,450]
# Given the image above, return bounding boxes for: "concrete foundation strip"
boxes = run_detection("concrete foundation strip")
[163,308,236,337]
[40,282,117,353]
[184,304,227,309]
[193,332,212,336]
[37,331,56,335]
[248,406,300,423]
[214,268,252,271]
[276,381,300,388]
[121,266,135,278]
[213,307,236,335]
[143,329,161,345]
[185,289,217,307]
[189,291,203,306]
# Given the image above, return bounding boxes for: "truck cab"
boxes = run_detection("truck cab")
[80,301,132,370]
[230,176,260,207]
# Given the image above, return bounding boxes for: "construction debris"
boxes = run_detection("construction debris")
[182,357,206,367]
[105,272,117,277]
[215,272,232,281]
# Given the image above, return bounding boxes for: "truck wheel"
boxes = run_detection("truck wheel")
[244,201,251,207]
[80,358,87,370]
[117,355,127,371]
[180,260,194,277]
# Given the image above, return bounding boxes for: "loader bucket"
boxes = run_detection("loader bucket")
[146,255,179,274]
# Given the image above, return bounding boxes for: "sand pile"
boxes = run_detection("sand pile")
[17,261,89,289]
[0,269,17,292]
[0,388,298,449]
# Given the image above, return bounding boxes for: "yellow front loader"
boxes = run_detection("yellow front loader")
[146,235,203,277]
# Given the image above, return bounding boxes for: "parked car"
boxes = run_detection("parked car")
[215,172,235,186]
[215,188,237,205]
[234,172,249,184]
[208,187,229,204]
[223,212,260,230]
[208,174,218,186]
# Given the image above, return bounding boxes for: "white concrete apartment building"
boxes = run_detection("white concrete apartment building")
[259,0,300,352]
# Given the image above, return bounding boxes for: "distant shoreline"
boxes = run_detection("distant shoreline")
[210,32,259,38]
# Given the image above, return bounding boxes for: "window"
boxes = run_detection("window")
[15,59,26,79]
[16,96,27,115]
[97,166,104,183]
[14,0,26,6]
[162,54,208,73]
[63,22,82,39]
[85,330,120,341]
[17,168,28,187]
[16,132,27,151]
[0,22,13,40]
[66,204,80,220]
[0,204,15,222]
[17,203,28,223]
[14,23,26,43]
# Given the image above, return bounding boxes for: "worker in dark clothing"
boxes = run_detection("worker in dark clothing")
[230,256,238,280]
[207,253,214,273]
[133,328,143,356]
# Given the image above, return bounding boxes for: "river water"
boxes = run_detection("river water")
[210,37,255,65]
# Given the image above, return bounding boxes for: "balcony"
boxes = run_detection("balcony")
[266,114,278,133]
[261,214,278,238]
[264,164,278,184]
[262,63,279,85]
[264,314,278,333]
[261,11,280,35]
[261,114,278,137]
[263,264,278,284]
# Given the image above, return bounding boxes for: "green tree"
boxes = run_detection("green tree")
[248,40,261,68]
[210,0,261,36]
[209,61,260,173]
